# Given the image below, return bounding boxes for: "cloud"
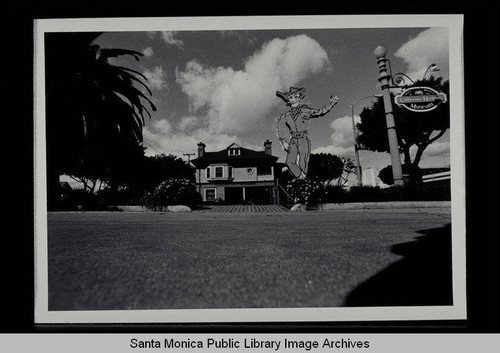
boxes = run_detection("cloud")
[178,116,200,131]
[175,34,331,135]
[143,35,331,158]
[413,141,450,158]
[394,28,449,80]
[142,66,168,90]
[312,115,356,157]
[160,31,184,48]
[312,145,353,157]
[142,46,154,58]
[220,30,258,44]
[143,117,249,158]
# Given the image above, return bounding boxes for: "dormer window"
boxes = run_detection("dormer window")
[228,148,240,156]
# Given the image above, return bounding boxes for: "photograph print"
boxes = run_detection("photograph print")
[34,15,466,323]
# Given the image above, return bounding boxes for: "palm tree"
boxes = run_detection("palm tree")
[45,32,156,208]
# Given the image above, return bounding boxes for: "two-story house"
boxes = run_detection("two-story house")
[191,140,280,204]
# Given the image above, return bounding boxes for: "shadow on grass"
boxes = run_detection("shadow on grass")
[344,223,453,307]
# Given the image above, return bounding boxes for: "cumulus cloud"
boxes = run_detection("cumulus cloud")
[160,31,184,48]
[423,141,450,157]
[142,46,154,57]
[312,115,357,157]
[175,34,331,135]
[410,141,450,159]
[312,145,354,157]
[220,30,258,44]
[178,116,200,131]
[394,27,449,80]
[142,66,168,90]
[143,117,250,158]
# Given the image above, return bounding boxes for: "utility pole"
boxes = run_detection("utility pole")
[374,45,404,186]
[350,103,363,187]
[183,153,195,164]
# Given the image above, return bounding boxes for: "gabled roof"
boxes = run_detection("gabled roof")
[227,143,242,149]
[191,143,278,168]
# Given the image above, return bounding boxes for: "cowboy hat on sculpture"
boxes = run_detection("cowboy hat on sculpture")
[276,87,308,104]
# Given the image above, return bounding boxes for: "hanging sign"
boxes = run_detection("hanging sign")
[395,86,447,112]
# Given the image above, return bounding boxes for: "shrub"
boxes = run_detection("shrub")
[379,164,423,185]
[346,186,385,202]
[140,178,202,210]
[320,182,450,204]
[58,189,106,211]
[286,178,324,205]
[322,185,349,203]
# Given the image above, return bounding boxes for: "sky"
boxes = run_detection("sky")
[90,25,451,185]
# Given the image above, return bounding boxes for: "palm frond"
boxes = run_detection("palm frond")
[98,48,144,61]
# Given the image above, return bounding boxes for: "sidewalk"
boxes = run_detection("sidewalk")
[112,201,451,213]
[313,201,451,210]
[197,201,451,213]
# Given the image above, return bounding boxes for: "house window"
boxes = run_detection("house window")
[215,166,223,178]
[228,166,233,178]
[228,149,240,156]
[205,188,216,201]
[206,167,211,179]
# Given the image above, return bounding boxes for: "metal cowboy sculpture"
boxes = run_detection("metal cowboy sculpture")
[276,87,339,179]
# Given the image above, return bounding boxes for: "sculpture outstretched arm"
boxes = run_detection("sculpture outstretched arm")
[309,95,340,118]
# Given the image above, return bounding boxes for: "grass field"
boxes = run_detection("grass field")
[46,209,452,311]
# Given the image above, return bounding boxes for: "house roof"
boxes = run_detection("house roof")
[191,144,278,168]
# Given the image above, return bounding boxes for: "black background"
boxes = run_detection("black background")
[1,2,498,333]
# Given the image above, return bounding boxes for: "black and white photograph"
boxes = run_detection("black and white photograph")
[33,15,467,324]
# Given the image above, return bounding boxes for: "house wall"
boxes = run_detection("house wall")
[200,185,225,201]
[199,182,275,202]
[196,164,274,183]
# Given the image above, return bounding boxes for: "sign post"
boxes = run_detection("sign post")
[374,45,404,186]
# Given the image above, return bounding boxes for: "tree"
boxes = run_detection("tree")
[130,154,195,193]
[307,153,345,183]
[45,32,156,208]
[357,77,449,171]
[336,158,356,187]
[308,153,356,187]
[141,178,202,210]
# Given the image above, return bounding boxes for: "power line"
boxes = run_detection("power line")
[141,140,164,156]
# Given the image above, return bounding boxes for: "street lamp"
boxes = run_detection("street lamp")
[374,45,405,186]
[423,63,440,80]
[350,94,382,187]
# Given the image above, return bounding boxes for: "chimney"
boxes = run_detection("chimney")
[264,140,272,155]
[197,142,206,157]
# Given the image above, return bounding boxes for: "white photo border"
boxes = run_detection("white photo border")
[34,14,466,324]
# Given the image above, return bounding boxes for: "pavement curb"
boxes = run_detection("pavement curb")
[312,201,451,211]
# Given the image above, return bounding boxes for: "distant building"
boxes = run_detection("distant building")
[190,141,280,204]
[59,181,72,192]
[362,167,378,187]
